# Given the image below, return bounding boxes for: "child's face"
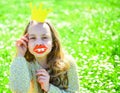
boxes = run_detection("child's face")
[27,21,53,58]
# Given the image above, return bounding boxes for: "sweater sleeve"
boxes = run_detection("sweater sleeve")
[9,57,32,93]
[48,62,80,93]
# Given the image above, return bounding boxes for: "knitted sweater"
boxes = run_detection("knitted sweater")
[9,57,79,93]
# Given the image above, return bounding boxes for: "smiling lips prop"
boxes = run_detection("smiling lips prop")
[33,45,48,54]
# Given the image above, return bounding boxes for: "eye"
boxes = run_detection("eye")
[29,37,36,40]
[42,36,48,40]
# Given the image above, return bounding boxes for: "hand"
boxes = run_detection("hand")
[16,33,29,57]
[36,69,50,92]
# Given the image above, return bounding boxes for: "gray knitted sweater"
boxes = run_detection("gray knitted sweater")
[9,57,79,93]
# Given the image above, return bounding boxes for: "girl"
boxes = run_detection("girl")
[9,20,80,93]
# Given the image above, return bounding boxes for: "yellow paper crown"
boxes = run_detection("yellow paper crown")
[29,3,51,22]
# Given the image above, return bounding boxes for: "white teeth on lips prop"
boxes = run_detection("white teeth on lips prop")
[37,48,45,52]
[33,45,48,54]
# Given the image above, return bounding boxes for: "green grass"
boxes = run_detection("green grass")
[0,0,120,93]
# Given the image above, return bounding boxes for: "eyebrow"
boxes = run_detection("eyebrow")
[29,34,35,36]
[29,33,49,36]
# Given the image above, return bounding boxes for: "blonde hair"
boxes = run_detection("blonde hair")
[23,21,70,89]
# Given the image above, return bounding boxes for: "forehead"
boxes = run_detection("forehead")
[28,21,51,35]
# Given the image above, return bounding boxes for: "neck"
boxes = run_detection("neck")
[35,56,48,69]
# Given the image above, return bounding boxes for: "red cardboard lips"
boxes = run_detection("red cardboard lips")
[33,45,48,54]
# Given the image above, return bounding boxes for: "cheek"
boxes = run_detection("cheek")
[47,41,53,49]
[28,42,34,51]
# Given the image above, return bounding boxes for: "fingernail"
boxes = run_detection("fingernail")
[17,44,20,46]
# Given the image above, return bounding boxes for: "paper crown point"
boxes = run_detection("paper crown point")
[29,3,51,23]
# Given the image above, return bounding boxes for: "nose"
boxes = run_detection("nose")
[35,39,44,45]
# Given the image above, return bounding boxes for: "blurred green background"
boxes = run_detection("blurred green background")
[0,0,120,93]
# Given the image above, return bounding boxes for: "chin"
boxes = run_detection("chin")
[33,51,50,58]
[34,53,46,58]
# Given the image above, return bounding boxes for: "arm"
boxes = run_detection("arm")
[9,57,32,93]
[48,62,80,93]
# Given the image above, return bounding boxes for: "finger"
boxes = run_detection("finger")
[18,39,27,48]
[21,36,29,42]
[37,77,43,83]
[37,78,48,91]
[37,75,46,80]
[36,69,48,75]
[37,69,48,73]
[24,33,29,39]
[36,72,47,76]
[37,80,44,89]
[24,33,29,37]
[37,77,46,85]
[37,77,46,83]
[16,40,21,46]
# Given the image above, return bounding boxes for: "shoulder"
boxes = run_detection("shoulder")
[64,54,77,67]
[11,56,34,71]
[64,54,78,73]
[64,55,80,91]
